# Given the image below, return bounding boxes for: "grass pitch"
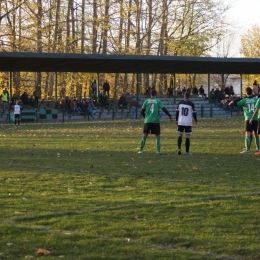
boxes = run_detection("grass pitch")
[0,117,260,260]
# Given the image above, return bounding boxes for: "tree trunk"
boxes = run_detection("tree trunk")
[37,0,43,98]
[134,0,142,54]
[102,0,109,54]
[53,0,61,52]
[66,0,72,52]
[145,0,152,89]
[71,0,76,53]
[92,0,98,54]
[81,0,85,54]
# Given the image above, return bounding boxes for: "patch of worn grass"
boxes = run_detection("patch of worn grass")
[0,117,260,260]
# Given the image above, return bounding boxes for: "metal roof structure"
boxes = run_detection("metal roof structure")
[0,52,260,74]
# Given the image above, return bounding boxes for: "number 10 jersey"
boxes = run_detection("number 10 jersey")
[176,100,196,126]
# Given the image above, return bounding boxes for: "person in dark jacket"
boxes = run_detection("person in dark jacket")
[102,80,110,97]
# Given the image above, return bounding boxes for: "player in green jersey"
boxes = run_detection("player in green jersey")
[249,97,260,155]
[229,87,259,154]
[138,89,173,154]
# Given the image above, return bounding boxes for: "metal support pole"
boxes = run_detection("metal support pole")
[97,73,100,98]
[9,71,12,101]
[201,105,204,118]
[136,73,141,119]
[55,72,58,102]
[35,110,38,123]
[240,74,242,98]
[173,73,176,104]
[9,72,13,123]
[112,108,115,120]
[208,74,210,98]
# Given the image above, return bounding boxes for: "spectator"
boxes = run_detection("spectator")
[177,86,182,97]
[33,88,40,107]
[167,86,173,98]
[118,94,127,108]
[99,92,109,108]
[229,85,235,96]
[71,100,82,114]
[60,97,66,110]
[29,95,36,108]
[11,93,18,107]
[215,87,220,97]
[79,99,87,112]
[1,88,9,114]
[144,86,151,96]
[209,88,216,102]
[91,92,98,106]
[21,91,29,106]
[192,85,199,96]
[199,85,206,98]
[4,88,9,100]
[182,86,187,95]
[224,86,230,97]
[102,80,110,97]
[217,90,225,102]
[91,79,97,94]
[87,98,96,119]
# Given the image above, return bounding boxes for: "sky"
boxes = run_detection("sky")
[224,0,260,57]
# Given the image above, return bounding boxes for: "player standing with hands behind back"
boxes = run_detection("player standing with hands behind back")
[138,89,173,154]
[176,91,198,155]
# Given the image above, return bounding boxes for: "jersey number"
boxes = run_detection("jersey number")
[181,107,189,116]
[248,103,255,112]
[150,104,154,113]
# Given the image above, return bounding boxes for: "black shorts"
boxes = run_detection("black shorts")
[258,119,260,134]
[14,114,20,119]
[245,120,258,133]
[143,123,160,135]
[178,125,192,134]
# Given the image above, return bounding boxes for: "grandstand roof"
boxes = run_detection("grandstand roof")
[0,52,260,74]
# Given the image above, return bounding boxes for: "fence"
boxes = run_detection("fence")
[4,104,242,124]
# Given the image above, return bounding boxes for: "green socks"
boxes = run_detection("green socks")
[156,136,161,153]
[139,136,161,153]
[245,135,251,151]
[255,135,260,151]
[140,136,147,151]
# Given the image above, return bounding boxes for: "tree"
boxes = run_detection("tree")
[240,25,260,85]
[0,0,232,99]
[240,25,260,58]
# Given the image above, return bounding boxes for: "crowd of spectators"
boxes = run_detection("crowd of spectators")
[9,90,38,109]
[59,91,112,117]
[143,84,237,103]
[209,85,235,102]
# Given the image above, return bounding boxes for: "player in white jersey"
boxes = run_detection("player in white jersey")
[13,99,21,126]
[176,91,197,155]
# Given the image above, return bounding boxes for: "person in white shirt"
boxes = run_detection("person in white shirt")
[176,91,198,155]
[14,99,21,126]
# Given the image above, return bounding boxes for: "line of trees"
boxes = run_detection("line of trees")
[0,0,231,100]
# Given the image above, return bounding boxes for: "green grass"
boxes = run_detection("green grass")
[0,117,260,260]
